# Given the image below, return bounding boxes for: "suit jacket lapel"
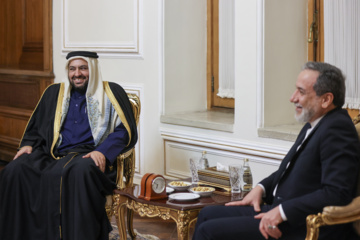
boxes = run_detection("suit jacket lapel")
[273,122,312,187]
[279,121,325,187]
[271,110,341,197]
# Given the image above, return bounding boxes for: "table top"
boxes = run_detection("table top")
[114,181,246,211]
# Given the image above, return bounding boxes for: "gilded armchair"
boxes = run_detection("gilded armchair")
[105,93,141,219]
[305,114,360,240]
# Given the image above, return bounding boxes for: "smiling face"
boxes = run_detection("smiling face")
[68,58,89,92]
[290,69,325,123]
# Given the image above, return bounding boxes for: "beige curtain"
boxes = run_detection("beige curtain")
[218,0,235,99]
[324,0,360,109]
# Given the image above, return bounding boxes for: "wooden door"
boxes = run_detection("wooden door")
[0,0,54,162]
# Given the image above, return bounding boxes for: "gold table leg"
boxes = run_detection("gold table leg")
[123,198,200,240]
[171,210,200,240]
[175,211,191,240]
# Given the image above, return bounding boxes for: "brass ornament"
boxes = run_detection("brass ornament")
[126,199,171,220]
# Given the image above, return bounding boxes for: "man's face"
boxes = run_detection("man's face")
[290,69,324,123]
[68,58,89,92]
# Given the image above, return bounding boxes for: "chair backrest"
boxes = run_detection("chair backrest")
[105,93,140,219]
[352,115,360,235]
[115,93,141,189]
[352,115,360,197]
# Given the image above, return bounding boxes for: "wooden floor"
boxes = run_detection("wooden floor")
[0,161,194,239]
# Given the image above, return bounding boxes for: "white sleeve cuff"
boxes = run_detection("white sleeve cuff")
[279,204,288,221]
[257,184,266,198]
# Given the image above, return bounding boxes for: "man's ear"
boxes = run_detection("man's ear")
[321,93,334,108]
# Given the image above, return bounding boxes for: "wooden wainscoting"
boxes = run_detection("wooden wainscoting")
[0,0,54,162]
[0,72,53,161]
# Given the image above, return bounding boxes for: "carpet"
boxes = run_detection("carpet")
[109,224,160,240]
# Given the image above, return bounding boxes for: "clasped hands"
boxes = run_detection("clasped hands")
[14,146,106,173]
[225,185,283,239]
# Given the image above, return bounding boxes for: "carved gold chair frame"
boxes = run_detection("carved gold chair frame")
[104,93,141,220]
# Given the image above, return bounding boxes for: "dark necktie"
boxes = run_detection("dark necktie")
[273,122,312,196]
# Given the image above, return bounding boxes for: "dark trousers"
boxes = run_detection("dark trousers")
[193,205,359,240]
[193,205,305,240]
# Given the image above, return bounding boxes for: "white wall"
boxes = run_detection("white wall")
[160,0,306,186]
[263,0,307,127]
[53,0,164,177]
[164,0,207,114]
[52,0,307,186]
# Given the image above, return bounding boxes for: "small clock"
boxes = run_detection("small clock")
[138,173,167,201]
[152,176,166,193]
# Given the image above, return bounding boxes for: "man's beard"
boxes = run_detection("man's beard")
[294,105,315,123]
[70,78,88,93]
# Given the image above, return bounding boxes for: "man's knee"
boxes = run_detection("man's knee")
[195,223,207,240]
[198,205,225,222]
[195,221,218,240]
[73,156,95,169]
[1,156,28,178]
[65,157,101,181]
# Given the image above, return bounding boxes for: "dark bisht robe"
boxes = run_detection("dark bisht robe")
[0,82,137,240]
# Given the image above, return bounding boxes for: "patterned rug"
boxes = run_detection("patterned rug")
[109,224,160,240]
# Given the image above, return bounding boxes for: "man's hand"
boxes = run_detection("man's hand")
[13,146,33,160]
[83,151,106,172]
[225,185,264,212]
[255,206,283,239]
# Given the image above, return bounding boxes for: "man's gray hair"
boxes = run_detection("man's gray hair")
[302,61,346,107]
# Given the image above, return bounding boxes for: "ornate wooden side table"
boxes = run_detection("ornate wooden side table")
[112,182,244,240]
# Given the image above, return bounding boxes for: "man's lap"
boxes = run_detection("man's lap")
[194,205,306,240]
[194,205,273,240]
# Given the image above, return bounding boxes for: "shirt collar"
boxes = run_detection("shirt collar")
[71,89,86,99]
[309,116,323,128]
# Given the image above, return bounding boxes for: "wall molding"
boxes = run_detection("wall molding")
[160,127,287,159]
[160,127,287,178]
[159,0,165,115]
[256,0,264,128]
[61,0,143,58]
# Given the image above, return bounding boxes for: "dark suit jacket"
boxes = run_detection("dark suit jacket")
[260,108,360,232]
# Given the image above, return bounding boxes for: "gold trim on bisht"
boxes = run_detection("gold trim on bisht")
[103,81,132,146]
[50,82,65,160]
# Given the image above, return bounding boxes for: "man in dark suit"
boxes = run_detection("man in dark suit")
[193,62,360,240]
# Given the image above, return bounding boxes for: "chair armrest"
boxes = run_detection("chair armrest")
[306,197,360,240]
[322,196,360,224]
[116,149,135,189]
[115,93,140,189]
